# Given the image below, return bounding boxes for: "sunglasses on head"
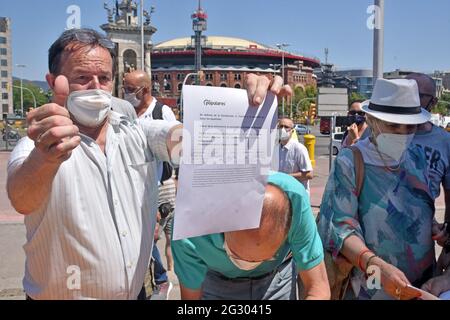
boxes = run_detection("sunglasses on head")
[74,32,116,50]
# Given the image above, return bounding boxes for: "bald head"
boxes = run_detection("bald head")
[406,73,438,111]
[224,184,292,261]
[124,70,151,88]
[278,117,294,129]
[123,70,153,110]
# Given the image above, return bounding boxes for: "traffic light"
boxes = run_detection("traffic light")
[309,103,316,118]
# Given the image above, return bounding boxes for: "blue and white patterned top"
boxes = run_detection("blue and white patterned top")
[318,141,435,299]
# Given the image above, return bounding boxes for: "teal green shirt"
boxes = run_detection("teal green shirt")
[172,172,324,290]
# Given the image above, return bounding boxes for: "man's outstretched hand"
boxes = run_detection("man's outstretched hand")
[27,75,80,164]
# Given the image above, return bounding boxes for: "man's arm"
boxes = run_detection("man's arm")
[7,76,80,215]
[290,171,313,183]
[291,144,313,183]
[421,267,450,297]
[162,105,177,122]
[433,188,450,246]
[180,285,203,300]
[8,148,62,215]
[298,261,330,300]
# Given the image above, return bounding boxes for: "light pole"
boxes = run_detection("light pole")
[373,0,384,80]
[140,0,145,70]
[13,85,36,111]
[276,43,289,116]
[16,64,26,116]
[269,63,281,77]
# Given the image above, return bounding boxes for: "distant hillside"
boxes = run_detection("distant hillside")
[12,77,50,91]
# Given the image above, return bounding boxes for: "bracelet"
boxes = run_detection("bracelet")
[365,255,378,273]
[357,248,373,272]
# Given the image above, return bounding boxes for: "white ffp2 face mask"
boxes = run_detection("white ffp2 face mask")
[278,128,291,142]
[375,132,414,162]
[67,89,112,128]
[124,92,141,108]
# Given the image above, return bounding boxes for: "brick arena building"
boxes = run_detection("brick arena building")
[150,36,320,107]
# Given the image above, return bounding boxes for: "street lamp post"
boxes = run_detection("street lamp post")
[16,64,27,116]
[12,85,36,111]
[140,0,145,71]
[269,63,281,77]
[373,0,385,80]
[276,43,289,116]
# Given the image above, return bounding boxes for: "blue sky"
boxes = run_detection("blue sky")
[2,0,450,81]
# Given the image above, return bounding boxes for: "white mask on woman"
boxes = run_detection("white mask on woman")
[374,121,414,162]
[67,89,112,128]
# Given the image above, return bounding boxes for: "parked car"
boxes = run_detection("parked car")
[332,132,344,155]
[294,124,310,135]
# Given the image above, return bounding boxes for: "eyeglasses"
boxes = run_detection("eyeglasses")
[73,32,116,50]
[348,110,366,116]
[122,86,144,94]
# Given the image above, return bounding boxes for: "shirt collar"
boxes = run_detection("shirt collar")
[281,139,295,150]
[141,98,157,119]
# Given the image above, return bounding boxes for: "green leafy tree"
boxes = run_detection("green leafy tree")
[349,92,367,106]
[289,85,317,120]
[433,92,450,115]
[12,80,50,115]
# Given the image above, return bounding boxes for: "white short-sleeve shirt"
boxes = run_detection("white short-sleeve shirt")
[279,139,313,194]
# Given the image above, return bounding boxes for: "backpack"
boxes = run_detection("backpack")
[152,101,174,184]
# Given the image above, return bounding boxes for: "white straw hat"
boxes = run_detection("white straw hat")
[361,78,431,124]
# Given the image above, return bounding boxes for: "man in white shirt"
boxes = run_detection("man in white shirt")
[123,70,176,121]
[278,117,313,195]
[6,28,292,300]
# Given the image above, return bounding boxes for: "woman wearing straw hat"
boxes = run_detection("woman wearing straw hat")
[318,78,435,300]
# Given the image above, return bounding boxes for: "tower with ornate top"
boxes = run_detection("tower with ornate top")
[101,0,156,97]
[191,0,208,79]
